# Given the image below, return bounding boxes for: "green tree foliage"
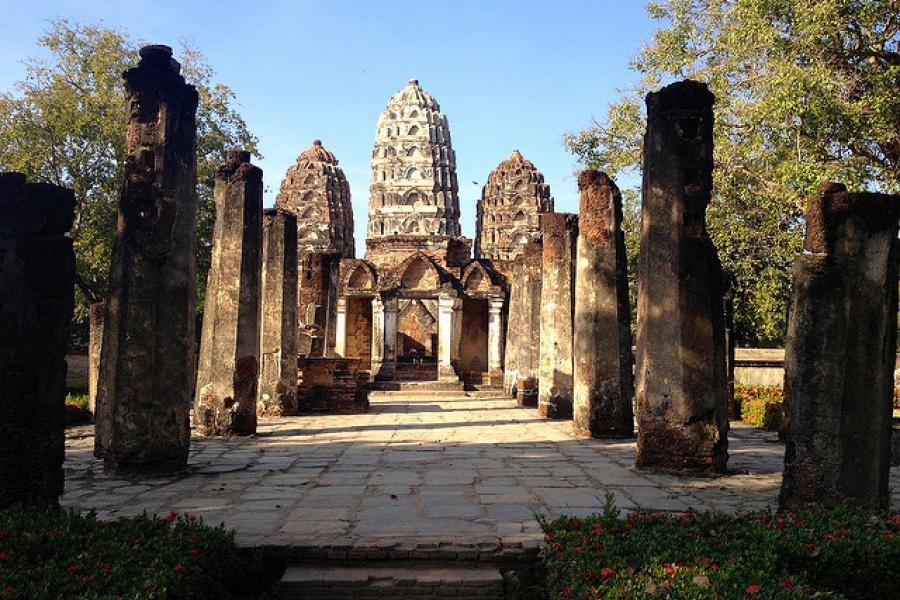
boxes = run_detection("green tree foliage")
[0,20,260,320]
[565,0,899,346]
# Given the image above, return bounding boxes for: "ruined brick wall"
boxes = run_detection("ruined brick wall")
[504,241,542,404]
[297,357,369,414]
[0,173,75,506]
[344,297,373,370]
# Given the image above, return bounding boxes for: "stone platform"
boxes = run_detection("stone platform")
[62,392,900,555]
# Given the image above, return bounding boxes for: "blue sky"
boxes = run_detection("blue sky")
[0,0,658,243]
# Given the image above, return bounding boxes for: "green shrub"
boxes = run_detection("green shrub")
[64,393,92,426]
[0,506,271,599]
[736,384,784,431]
[538,497,900,599]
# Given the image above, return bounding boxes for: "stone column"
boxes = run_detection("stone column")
[723,282,738,419]
[194,150,263,436]
[334,297,347,357]
[780,182,899,509]
[487,297,505,384]
[0,173,75,507]
[634,80,728,474]
[504,241,542,406]
[94,45,198,474]
[258,208,298,417]
[538,213,577,418]
[438,293,462,382]
[372,295,397,380]
[87,300,106,415]
[573,170,634,438]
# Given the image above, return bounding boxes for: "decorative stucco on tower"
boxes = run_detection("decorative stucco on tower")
[367,79,461,239]
[475,150,553,261]
[275,139,354,258]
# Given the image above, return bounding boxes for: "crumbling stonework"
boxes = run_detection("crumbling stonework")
[475,150,553,261]
[780,182,899,509]
[94,45,198,473]
[573,170,633,438]
[0,173,75,506]
[634,80,728,474]
[258,209,299,416]
[276,140,354,355]
[504,241,542,406]
[195,150,263,436]
[538,213,577,418]
[297,357,369,414]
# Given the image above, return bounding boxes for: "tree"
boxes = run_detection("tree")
[0,19,260,328]
[565,0,899,346]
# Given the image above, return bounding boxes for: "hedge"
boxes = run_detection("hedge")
[537,496,899,599]
[0,506,273,599]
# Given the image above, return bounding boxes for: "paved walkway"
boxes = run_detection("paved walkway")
[62,392,900,557]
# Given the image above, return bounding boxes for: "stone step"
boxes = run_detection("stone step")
[277,561,504,599]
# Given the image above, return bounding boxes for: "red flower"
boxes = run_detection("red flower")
[663,563,676,577]
[190,548,201,557]
[0,551,8,561]
[746,584,761,594]
[592,541,604,551]
[710,564,719,572]
[698,556,711,565]
[781,578,793,590]
[592,524,603,536]
[889,515,900,525]
[66,565,78,574]
[552,542,561,552]
[101,563,110,574]
[164,511,178,524]
[600,567,616,579]
[174,564,186,574]
[3,586,13,596]
[883,533,895,540]
[573,547,582,554]
[563,585,573,596]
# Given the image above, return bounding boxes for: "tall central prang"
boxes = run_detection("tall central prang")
[367,79,461,249]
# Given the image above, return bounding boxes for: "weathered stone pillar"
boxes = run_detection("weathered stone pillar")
[372,295,397,380]
[0,173,75,507]
[634,80,728,474]
[780,182,899,509]
[87,300,106,415]
[258,208,298,417]
[504,241,542,406]
[723,282,738,419]
[334,297,348,356]
[573,170,634,438]
[487,297,505,384]
[438,293,462,382]
[95,45,198,474]
[538,213,578,418]
[194,150,263,436]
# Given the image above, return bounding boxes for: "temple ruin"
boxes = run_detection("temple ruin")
[275,139,354,356]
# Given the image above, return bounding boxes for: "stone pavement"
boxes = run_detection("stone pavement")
[62,391,900,557]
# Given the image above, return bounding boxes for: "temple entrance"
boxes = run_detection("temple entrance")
[344,296,373,370]
[396,297,438,380]
[460,297,488,385]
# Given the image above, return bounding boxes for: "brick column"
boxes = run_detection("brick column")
[634,80,728,474]
[538,213,577,418]
[572,170,634,438]
[0,173,75,507]
[780,182,899,509]
[95,45,198,474]
[194,150,263,436]
[258,208,298,417]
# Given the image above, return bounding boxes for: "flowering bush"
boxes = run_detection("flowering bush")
[64,392,92,425]
[537,496,899,599]
[0,506,272,599]
[736,384,784,431]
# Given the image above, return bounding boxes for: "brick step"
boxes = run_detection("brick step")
[276,561,504,599]
[368,380,465,393]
